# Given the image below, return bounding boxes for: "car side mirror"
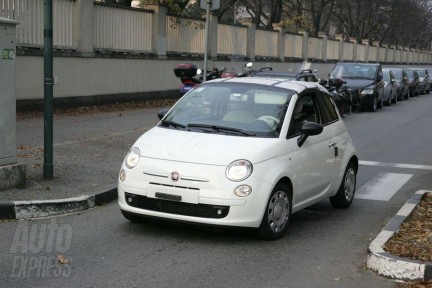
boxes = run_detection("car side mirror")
[297,122,324,147]
[377,74,383,81]
[158,108,170,120]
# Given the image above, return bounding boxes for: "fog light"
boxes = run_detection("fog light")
[127,196,133,203]
[216,209,222,215]
[119,169,126,182]
[234,185,252,197]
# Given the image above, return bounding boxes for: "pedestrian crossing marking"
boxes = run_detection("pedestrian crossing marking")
[355,173,413,201]
[359,160,432,171]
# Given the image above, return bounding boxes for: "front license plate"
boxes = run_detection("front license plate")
[155,192,181,202]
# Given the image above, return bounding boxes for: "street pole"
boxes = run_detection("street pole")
[43,0,54,179]
[203,0,211,82]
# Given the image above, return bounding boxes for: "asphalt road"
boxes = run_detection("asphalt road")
[1,94,432,288]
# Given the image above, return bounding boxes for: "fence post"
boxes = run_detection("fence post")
[273,23,285,62]
[299,30,308,60]
[73,0,94,56]
[241,19,255,61]
[372,41,380,62]
[318,32,327,62]
[350,38,357,62]
[208,14,218,60]
[145,4,167,56]
[335,34,343,62]
[361,39,369,62]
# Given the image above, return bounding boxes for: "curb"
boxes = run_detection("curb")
[0,184,117,220]
[367,190,432,281]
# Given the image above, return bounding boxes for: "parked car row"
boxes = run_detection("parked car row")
[329,62,431,112]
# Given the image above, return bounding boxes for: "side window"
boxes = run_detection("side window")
[297,76,307,81]
[287,92,321,138]
[318,93,339,125]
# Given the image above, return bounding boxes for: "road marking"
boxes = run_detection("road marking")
[359,160,432,171]
[355,172,413,201]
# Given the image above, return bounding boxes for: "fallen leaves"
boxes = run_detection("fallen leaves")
[17,99,179,120]
[384,193,432,262]
[57,255,71,265]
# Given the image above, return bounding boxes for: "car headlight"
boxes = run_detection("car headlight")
[226,160,253,182]
[125,147,140,169]
[360,88,374,95]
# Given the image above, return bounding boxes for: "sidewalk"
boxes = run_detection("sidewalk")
[0,100,175,219]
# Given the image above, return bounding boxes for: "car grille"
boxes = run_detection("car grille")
[125,193,229,219]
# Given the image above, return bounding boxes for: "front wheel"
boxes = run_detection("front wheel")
[369,96,377,112]
[258,183,292,240]
[330,162,356,208]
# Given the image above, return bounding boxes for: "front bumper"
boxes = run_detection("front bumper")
[359,93,375,106]
[118,160,274,228]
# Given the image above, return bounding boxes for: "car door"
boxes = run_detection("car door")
[376,66,385,102]
[287,90,336,205]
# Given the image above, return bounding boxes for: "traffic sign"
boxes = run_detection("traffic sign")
[200,0,220,10]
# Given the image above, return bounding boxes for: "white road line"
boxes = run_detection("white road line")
[355,172,413,201]
[359,160,432,171]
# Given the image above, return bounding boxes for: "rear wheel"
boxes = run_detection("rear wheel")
[258,183,292,240]
[392,91,397,104]
[384,93,391,106]
[330,162,356,208]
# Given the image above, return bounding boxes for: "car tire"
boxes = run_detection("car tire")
[369,96,377,112]
[384,93,391,106]
[330,162,356,209]
[377,95,383,109]
[258,182,292,240]
[121,210,144,223]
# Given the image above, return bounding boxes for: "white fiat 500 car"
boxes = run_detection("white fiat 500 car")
[118,77,358,240]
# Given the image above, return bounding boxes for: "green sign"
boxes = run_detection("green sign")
[1,49,15,60]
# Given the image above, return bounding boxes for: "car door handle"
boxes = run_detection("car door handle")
[328,142,336,148]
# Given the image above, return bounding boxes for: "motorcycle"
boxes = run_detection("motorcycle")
[321,77,353,116]
[218,62,255,78]
[174,63,201,96]
[174,64,229,95]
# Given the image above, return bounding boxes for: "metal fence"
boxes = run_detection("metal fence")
[94,3,152,52]
[166,15,205,54]
[1,0,430,63]
[1,0,73,48]
[217,24,246,56]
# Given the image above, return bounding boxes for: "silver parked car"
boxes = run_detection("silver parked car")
[413,68,430,95]
[389,68,409,100]
[382,68,398,105]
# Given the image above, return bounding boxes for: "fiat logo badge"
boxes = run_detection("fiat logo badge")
[170,171,180,182]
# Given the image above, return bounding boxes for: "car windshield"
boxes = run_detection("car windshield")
[330,63,376,80]
[160,83,294,138]
[391,69,402,80]
[405,70,414,78]
[417,70,425,77]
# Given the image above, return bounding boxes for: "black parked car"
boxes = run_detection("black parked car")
[329,62,384,112]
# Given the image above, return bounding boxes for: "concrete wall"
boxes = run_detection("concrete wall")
[15,56,336,101]
[16,55,430,102]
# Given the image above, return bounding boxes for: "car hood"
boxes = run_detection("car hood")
[341,79,375,90]
[133,127,279,165]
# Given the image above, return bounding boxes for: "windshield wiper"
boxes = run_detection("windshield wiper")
[187,123,256,136]
[160,120,186,129]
